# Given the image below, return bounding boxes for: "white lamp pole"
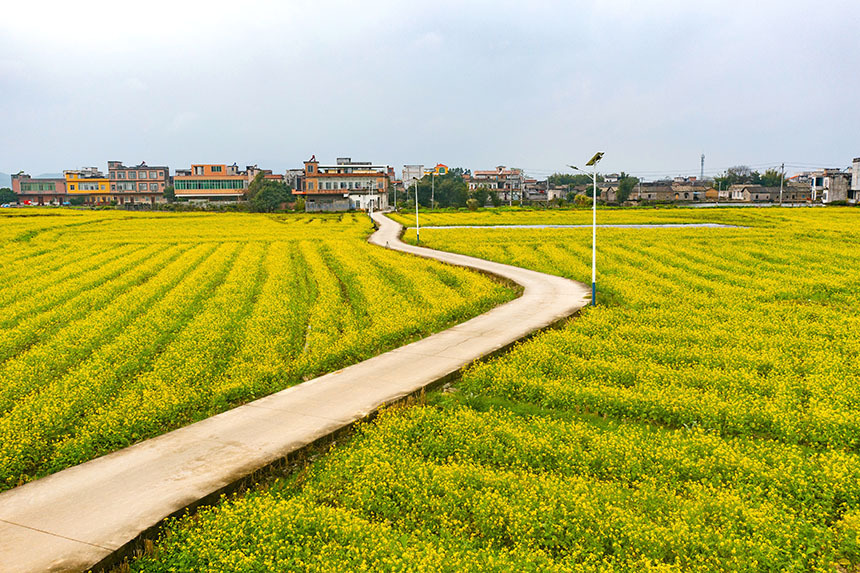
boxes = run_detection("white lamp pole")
[414,178,420,244]
[570,152,604,306]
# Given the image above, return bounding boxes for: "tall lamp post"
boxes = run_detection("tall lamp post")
[569,152,604,306]
[414,178,420,244]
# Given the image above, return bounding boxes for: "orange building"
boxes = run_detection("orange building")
[173,164,248,200]
[65,168,111,204]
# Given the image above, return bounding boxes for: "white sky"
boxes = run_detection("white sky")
[1,0,858,180]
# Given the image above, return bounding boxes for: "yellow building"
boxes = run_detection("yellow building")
[65,168,111,204]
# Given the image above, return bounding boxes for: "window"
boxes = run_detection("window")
[110,172,116,179]
[139,183,147,191]
[150,183,158,191]
[158,171,164,178]
[118,172,125,179]
[139,171,147,179]
[149,171,157,179]
[129,171,136,179]
[111,184,116,191]
[211,165,223,173]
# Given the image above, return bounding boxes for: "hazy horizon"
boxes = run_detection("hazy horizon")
[2,0,858,181]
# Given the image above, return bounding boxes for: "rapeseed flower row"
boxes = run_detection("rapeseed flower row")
[135,207,860,571]
[0,210,514,489]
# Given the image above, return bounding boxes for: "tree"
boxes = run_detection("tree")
[246,172,267,201]
[548,173,603,187]
[293,197,306,212]
[714,165,763,190]
[466,198,479,211]
[0,187,16,204]
[472,188,489,208]
[413,169,470,208]
[250,181,292,212]
[616,172,639,204]
[489,191,502,207]
[162,185,175,202]
[759,168,783,187]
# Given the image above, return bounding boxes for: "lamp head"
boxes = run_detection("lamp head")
[585,152,604,167]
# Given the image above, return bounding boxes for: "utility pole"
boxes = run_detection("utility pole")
[431,170,435,209]
[779,162,785,206]
[700,153,705,181]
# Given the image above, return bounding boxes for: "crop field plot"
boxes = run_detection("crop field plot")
[388,205,780,227]
[0,209,514,491]
[133,208,860,572]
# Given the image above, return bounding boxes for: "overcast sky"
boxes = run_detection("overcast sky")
[2,0,858,180]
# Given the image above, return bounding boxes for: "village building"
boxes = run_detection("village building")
[10,173,66,205]
[470,166,525,201]
[64,168,112,205]
[299,156,392,212]
[107,161,170,205]
[173,163,248,201]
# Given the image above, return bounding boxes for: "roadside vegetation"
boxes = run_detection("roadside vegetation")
[0,210,515,490]
[133,207,860,572]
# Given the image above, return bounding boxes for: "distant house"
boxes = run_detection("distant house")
[11,173,66,205]
[173,164,248,202]
[298,156,391,212]
[470,166,525,201]
[633,183,675,202]
[851,158,860,204]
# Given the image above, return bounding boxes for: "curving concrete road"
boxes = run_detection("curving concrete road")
[0,213,589,572]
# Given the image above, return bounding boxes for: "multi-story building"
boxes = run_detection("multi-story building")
[107,161,170,205]
[65,168,112,204]
[470,166,525,201]
[402,165,424,187]
[851,158,860,204]
[11,173,66,205]
[173,164,248,201]
[299,156,391,212]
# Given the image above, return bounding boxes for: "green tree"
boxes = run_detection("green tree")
[489,191,502,207]
[548,173,603,187]
[250,181,291,212]
[0,187,17,204]
[472,188,489,208]
[162,185,175,203]
[714,165,762,190]
[616,172,639,203]
[293,197,306,212]
[413,169,470,208]
[759,168,783,187]
[246,172,267,201]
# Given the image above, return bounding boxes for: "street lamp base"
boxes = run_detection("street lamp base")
[591,282,596,306]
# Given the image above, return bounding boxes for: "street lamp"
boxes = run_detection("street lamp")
[414,178,420,244]
[569,152,604,306]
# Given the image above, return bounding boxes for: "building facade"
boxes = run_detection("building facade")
[11,174,66,205]
[299,156,391,212]
[470,166,525,201]
[65,168,112,204]
[107,161,169,205]
[173,164,248,201]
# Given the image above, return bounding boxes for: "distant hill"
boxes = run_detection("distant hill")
[0,173,10,188]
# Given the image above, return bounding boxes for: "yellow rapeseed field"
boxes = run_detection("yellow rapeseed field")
[134,207,860,572]
[0,209,514,490]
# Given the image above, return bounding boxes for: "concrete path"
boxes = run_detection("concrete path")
[0,213,589,573]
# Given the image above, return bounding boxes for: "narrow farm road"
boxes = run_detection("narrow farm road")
[0,213,589,573]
